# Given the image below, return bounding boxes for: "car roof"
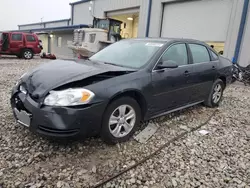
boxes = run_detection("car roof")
[128,37,207,45]
[3,31,35,35]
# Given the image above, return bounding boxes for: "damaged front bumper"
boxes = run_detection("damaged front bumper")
[10,87,107,139]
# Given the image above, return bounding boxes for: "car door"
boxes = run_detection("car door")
[9,33,23,54]
[0,33,10,52]
[187,43,218,102]
[151,43,194,114]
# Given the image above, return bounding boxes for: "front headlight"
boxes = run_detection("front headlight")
[44,88,95,106]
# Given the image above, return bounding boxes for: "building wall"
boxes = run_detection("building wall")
[238,2,250,66]
[45,21,70,28]
[73,2,93,25]
[223,0,244,63]
[19,24,44,30]
[72,0,149,37]
[133,16,139,38]
[51,33,75,59]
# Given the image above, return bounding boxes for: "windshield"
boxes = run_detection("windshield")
[89,40,164,68]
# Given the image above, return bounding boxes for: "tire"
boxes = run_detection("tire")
[204,79,225,108]
[22,49,33,60]
[101,97,141,145]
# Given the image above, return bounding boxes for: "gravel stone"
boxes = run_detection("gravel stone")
[92,165,97,173]
[0,58,250,187]
[171,178,178,187]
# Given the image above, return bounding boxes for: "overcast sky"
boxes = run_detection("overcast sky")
[0,0,79,31]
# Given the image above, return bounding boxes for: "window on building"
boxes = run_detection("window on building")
[161,43,188,66]
[89,34,96,43]
[26,35,36,42]
[11,34,22,41]
[189,44,210,64]
[57,37,62,47]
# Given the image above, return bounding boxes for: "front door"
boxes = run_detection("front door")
[1,33,9,51]
[187,43,218,102]
[151,43,194,114]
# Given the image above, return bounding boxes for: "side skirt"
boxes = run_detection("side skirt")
[150,101,204,119]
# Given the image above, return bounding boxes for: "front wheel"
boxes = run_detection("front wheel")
[22,49,33,59]
[204,79,224,108]
[101,97,141,145]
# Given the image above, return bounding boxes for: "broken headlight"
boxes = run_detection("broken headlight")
[44,88,95,106]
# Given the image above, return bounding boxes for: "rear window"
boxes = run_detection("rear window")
[189,44,210,64]
[26,35,36,42]
[11,34,22,41]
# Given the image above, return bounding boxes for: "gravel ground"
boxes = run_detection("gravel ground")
[0,57,249,188]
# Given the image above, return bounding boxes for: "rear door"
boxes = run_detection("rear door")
[9,33,24,54]
[187,43,218,102]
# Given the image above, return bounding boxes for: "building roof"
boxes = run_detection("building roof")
[18,19,71,27]
[69,0,90,6]
[10,24,89,33]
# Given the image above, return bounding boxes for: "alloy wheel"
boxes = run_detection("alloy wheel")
[108,104,136,138]
[24,51,32,59]
[212,84,222,103]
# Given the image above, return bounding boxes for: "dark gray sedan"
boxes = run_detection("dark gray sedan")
[11,38,232,144]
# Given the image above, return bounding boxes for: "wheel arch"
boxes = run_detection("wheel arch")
[107,89,148,120]
[22,47,34,53]
[218,75,227,88]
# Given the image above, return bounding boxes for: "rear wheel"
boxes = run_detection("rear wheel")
[204,79,224,108]
[101,97,141,145]
[22,49,33,59]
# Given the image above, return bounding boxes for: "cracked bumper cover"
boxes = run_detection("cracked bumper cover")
[10,87,107,138]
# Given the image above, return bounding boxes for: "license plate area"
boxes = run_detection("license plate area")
[14,108,31,127]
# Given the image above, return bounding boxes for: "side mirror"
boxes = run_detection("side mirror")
[157,60,179,69]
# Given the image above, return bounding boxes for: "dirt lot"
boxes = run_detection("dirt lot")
[0,57,249,188]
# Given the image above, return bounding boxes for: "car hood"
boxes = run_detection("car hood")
[20,59,135,99]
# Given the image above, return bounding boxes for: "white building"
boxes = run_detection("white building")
[18,0,250,66]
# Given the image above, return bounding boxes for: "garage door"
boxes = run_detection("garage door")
[161,0,233,42]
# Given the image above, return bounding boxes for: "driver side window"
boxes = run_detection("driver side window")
[161,43,188,66]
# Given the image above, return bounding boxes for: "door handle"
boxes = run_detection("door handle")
[212,66,216,70]
[184,70,190,76]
